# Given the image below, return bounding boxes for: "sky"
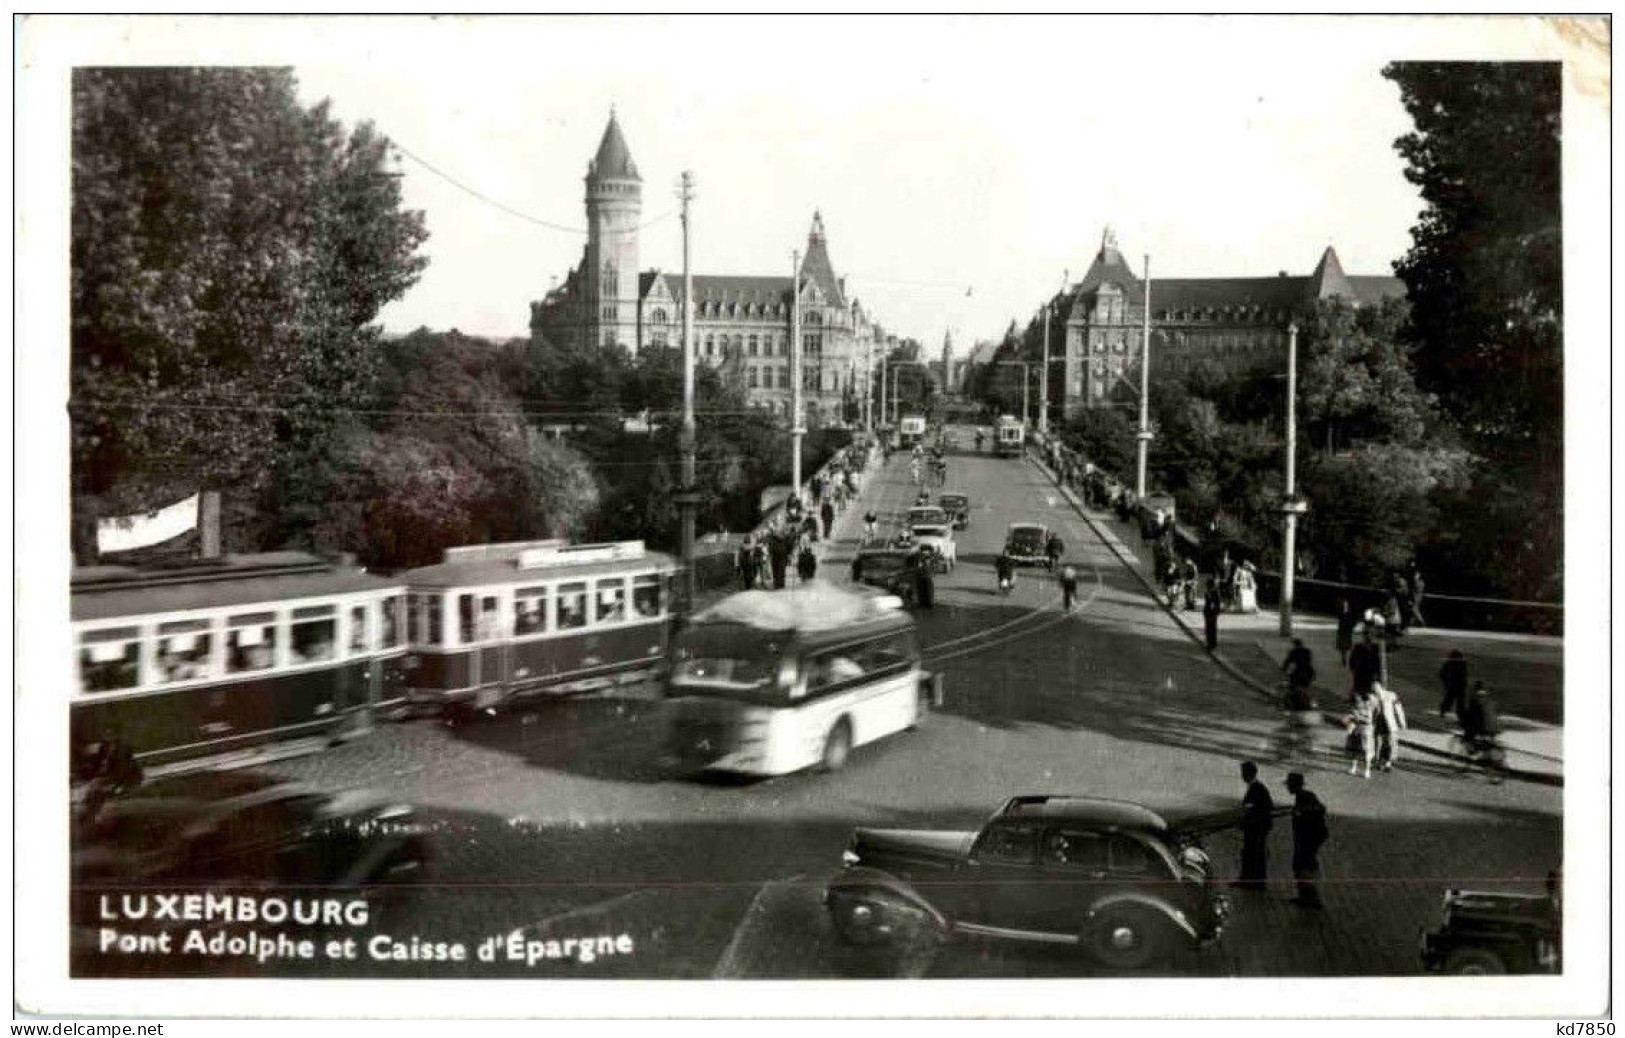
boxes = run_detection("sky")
[23,14,1590,352]
[277,16,1583,350]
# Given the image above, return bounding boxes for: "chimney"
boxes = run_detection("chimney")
[199,490,222,560]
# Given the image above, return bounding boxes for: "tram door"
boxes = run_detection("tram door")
[462,593,510,707]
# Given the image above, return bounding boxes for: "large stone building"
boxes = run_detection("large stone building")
[529,113,901,425]
[1054,229,1405,415]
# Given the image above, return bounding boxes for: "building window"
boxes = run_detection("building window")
[602,306,616,320]
[748,335,759,357]
[749,367,759,388]
[732,335,744,355]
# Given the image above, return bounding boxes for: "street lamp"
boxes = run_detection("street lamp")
[1279,322,1308,636]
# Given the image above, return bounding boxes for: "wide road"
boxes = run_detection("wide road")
[94,426,1562,981]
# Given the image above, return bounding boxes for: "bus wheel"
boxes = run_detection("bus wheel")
[821,719,853,772]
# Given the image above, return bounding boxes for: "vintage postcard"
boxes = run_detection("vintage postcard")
[13,13,1611,1021]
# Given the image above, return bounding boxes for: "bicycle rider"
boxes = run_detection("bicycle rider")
[863,510,878,546]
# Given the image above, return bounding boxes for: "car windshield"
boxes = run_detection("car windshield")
[1009,527,1044,543]
[909,508,949,525]
[912,527,946,539]
[939,496,967,509]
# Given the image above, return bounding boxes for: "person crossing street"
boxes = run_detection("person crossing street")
[1285,772,1328,909]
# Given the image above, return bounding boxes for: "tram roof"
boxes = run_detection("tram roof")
[401,543,679,589]
[71,552,398,622]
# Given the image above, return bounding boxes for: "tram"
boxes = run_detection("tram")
[71,552,406,771]
[995,414,1026,457]
[898,414,928,448]
[399,539,681,711]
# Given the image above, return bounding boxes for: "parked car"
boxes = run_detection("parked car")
[824,795,1230,970]
[850,548,923,606]
[937,493,970,530]
[1004,523,1051,568]
[72,771,433,956]
[1420,882,1561,975]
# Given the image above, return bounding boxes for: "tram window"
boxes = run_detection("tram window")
[227,613,278,673]
[632,575,662,618]
[349,605,369,653]
[557,583,588,630]
[476,595,503,642]
[458,594,476,644]
[515,586,549,636]
[411,594,442,646]
[382,596,402,648]
[291,605,337,664]
[156,619,214,683]
[596,579,627,623]
[79,627,141,693]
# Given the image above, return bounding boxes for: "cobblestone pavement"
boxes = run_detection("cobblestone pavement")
[84,430,1564,981]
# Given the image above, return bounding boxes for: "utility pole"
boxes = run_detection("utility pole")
[1022,364,1031,427]
[1279,322,1308,636]
[1135,253,1153,500]
[791,250,803,498]
[677,171,697,612]
[1040,269,1067,436]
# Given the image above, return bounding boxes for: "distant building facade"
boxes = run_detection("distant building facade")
[529,113,900,425]
[1055,228,1405,416]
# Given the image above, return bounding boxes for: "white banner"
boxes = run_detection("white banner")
[96,492,199,555]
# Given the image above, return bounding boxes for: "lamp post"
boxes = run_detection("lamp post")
[676,171,698,612]
[1039,270,1068,435]
[1134,253,1153,500]
[1279,322,1308,637]
[791,249,803,498]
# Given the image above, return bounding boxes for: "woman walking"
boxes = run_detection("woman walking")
[1345,688,1377,779]
[1372,682,1408,772]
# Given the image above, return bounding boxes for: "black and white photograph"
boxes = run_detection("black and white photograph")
[13,12,1611,1022]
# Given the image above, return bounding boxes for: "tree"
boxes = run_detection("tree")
[1295,297,1435,452]
[70,68,428,557]
[1384,61,1562,600]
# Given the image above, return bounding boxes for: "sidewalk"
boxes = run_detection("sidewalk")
[1027,453,1563,785]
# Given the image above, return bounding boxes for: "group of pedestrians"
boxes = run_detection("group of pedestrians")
[1236,761,1330,909]
[733,445,872,593]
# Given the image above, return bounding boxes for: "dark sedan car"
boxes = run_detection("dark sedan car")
[850,548,922,605]
[937,494,970,530]
[1420,884,1561,974]
[1004,523,1051,568]
[825,795,1229,970]
[72,771,433,958]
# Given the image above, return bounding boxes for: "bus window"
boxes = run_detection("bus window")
[515,586,549,636]
[80,627,141,693]
[291,605,337,664]
[382,595,402,648]
[227,612,278,674]
[156,619,214,684]
[596,579,627,623]
[632,575,662,618]
[349,604,369,654]
[808,650,866,692]
[856,631,916,675]
[557,583,588,630]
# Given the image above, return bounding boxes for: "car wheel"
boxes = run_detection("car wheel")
[1443,947,1508,975]
[820,719,854,772]
[1086,908,1166,971]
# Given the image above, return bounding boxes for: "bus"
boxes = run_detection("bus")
[898,414,928,447]
[71,552,406,773]
[995,415,1026,457]
[666,584,938,776]
[399,540,680,711]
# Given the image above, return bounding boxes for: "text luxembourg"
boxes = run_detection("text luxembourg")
[99,893,370,927]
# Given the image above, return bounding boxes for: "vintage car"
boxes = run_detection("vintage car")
[905,507,956,572]
[850,548,923,606]
[824,795,1229,970]
[937,493,970,530]
[1004,522,1052,568]
[1420,884,1561,975]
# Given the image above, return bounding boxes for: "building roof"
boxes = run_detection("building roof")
[800,211,845,308]
[588,112,640,182]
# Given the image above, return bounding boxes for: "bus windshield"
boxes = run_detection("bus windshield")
[670,623,788,705]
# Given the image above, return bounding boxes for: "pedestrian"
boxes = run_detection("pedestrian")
[1284,772,1328,908]
[1281,638,1315,712]
[1373,681,1407,771]
[1234,562,1258,613]
[1334,598,1357,668]
[1462,681,1500,747]
[1045,532,1064,570]
[1407,564,1427,629]
[796,542,818,584]
[737,536,757,590]
[995,552,1015,595]
[1182,557,1199,611]
[1382,593,1403,650]
[1237,761,1274,891]
[810,474,825,506]
[1058,563,1079,612]
[1220,551,1238,611]
[1391,573,1411,635]
[820,499,835,541]
[802,511,819,544]
[1347,624,1382,697]
[1438,649,1469,724]
[914,552,936,609]
[1345,688,1376,779]
[1202,577,1222,650]
[768,534,789,590]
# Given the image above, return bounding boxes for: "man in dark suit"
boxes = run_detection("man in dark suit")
[1284,771,1328,908]
[1237,761,1274,891]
